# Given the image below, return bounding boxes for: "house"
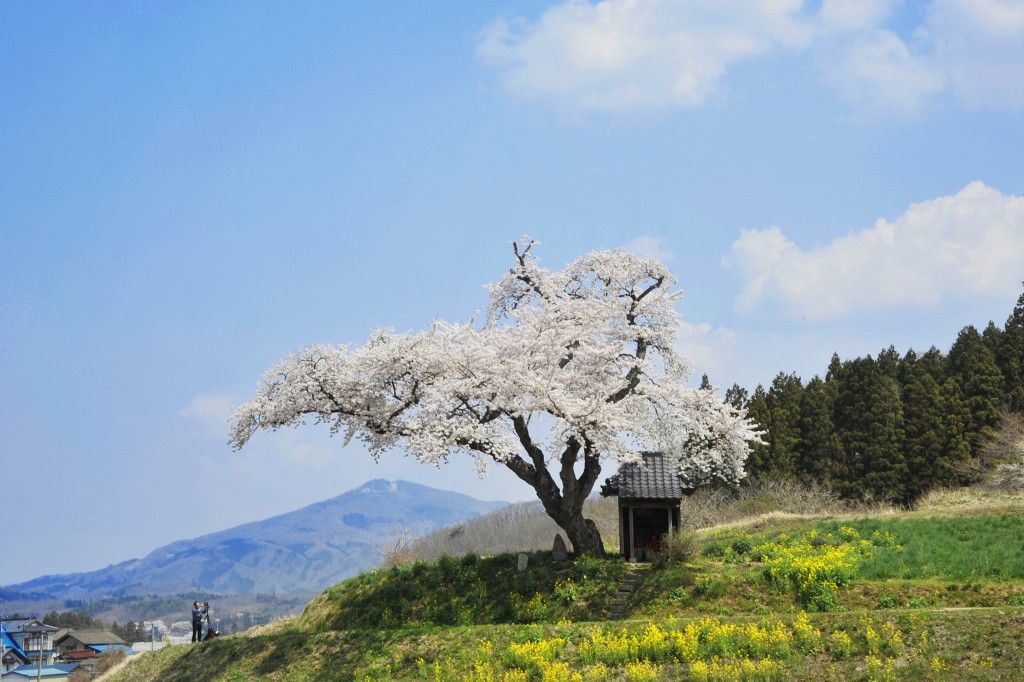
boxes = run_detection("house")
[0,620,58,672]
[601,452,692,561]
[54,630,130,675]
[55,628,127,655]
[1,627,30,676]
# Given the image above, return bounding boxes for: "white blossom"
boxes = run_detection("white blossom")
[230,239,760,550]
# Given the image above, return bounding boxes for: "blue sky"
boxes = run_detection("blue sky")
[2,0,1022,585]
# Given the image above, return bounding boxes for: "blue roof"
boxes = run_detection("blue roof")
[90,643,133,654]
[6,663,79,678]
[2,630,30,663]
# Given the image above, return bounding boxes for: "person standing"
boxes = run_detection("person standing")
[191,601,206,642]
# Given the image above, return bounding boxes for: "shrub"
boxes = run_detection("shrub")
[702,541,730,557]
[509,592,550,623]
[553,578,581,604]
[876,592,900,609]
[95,649,126,674]
[975,409,1024,491]
[692,575,727,599]
[68,670,92,682]
[792,611,824,652]
[374,525,417,568]
[681,477,843,529]
[666,586,692,605]
[731,537,754,555]
[830,629,853,659]
[569,555,607,582]
[653,529,700,567]
[732,494,780,518]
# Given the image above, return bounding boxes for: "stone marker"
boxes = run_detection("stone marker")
[517,553,529,571]
[552,533,568,561]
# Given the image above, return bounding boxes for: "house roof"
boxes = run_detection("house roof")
[6,663,79,679]
[600,452,690,500]
[2,646,30,665]
[61,649,99,660]
[2,629,30,664]
[3,619,57,634]
[2,619,34,632]
[90,644,132,654]
[55,629,126,647]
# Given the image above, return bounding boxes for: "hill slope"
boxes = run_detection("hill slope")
[4,479,505,597]
[100,488,1024,681]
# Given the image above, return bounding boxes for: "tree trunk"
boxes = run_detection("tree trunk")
[498,421,608,557]
[495,451,608,556]
[556,512,606,557]
[512,468,607,557]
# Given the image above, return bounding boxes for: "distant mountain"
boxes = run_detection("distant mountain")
[4,479,506,598]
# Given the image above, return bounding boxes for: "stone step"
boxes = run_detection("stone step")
[609,564,652,620]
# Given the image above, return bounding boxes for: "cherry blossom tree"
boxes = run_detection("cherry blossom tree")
[229,239,759,556]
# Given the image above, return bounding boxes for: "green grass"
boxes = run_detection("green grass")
[823,515,1024,581]
[700,514,1024,582]
[300,551,628,630]
[102,491,1024,682]
[105,609,1024,681]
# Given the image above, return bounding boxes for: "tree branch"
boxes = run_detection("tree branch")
[557,438,583,508]
[511,414,562,508]
[575,443,604,511]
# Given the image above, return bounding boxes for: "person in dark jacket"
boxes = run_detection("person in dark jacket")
[191,601,207,642]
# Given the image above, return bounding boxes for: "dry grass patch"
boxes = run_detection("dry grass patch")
[911,487,1024,518]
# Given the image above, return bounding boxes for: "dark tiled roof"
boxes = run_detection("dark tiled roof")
[56,630,125,647]
[602,452,687,500]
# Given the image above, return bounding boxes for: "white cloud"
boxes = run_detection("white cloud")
[201,427,335,478]
[478,0,812,119]
[478,0,1024,118]
[674,320,861,390]
[925,0,1024,109]
[623,235,674,262]
[815,28,946,117]
[180,393,236,438]
[812,0,1024,116]
[180,394,344,468]
[817,0,895,32]
[725,181,1024,320]
[676,319,738,385]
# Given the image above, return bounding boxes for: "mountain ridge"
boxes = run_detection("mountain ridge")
[4,479,506,598]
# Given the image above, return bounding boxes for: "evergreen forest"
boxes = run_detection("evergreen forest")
[724,284,1024,503]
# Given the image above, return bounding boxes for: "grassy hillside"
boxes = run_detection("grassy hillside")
[102,489,1024,681]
